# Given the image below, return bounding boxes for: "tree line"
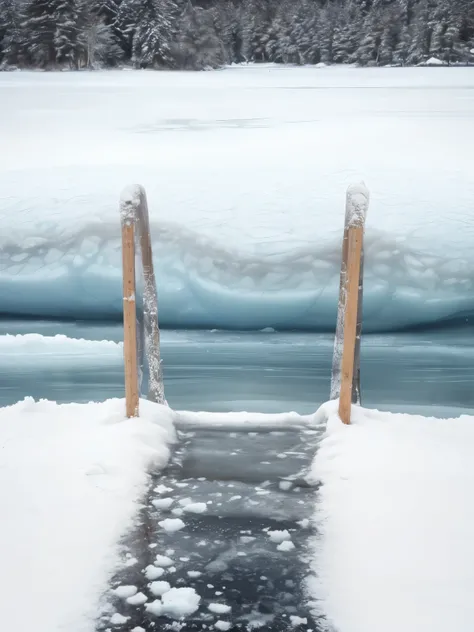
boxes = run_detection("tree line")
[1,0,473,71]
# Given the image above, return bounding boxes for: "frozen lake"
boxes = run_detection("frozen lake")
[1,66,474,331]
[0,65,473,414]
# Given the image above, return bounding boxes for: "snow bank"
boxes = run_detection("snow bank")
[0,397,175,632]
[309,401,474,632]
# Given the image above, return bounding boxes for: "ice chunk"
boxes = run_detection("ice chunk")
[159,518,185,532]
[183,502,207,514]
[154,484,173,494]
[146,599,163,616]
[215,622,231,631]
[152,497,174,510]
[208,603,231,614]
[150,581,171,597]
[126,592,148,605]
[268,529,291,543]
[161,587,201,618]
[145,565,165,580]
[155,554,174,567]
[110,612,129,625]
[277,540,295,551]
[290,615,308,626]
[113,585,137,599]
[187,570,202,578]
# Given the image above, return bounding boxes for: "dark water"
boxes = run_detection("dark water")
[1,319,473,417]
[98,423,323,632]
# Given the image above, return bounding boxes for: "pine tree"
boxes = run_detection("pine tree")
[53,0,83,67]
[0,0,25,67]
[22,0,57,67]
[117,0,178,68]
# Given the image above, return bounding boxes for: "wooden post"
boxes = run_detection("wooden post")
[339,225,364,425]
[121,221,139,418]
[331,184,369,407]
[120,184,165,414]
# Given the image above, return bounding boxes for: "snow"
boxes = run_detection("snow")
[1,67,473,332]
[0,396,175,632]
[425,57,446,66]
[290,616,308,627]
[309,400,474,632]
[208,603,232,614]
[215,622,232,631]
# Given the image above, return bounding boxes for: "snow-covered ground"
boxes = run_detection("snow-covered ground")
[310,401,474,632]
[2,395,474,632]
[0,397,175,632]
[1,66,473,329]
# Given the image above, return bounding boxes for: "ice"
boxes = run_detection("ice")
[309,400,474,632]
[215,622,231,631]
[114,585,137,599]
[160,587,201,618]
[154,484,173,494]
[152,498,174,510]
[145,565,165,580]
[110,613,129,625]
[187,571,202,578]
[277,541,295,552]
[159,518,186,532]
[208,603,232,614]
[268,529,291,543]
[155,555,174,567]
[126,592,148,605]
[183,502,207,514]
[1,67,474,333]
[150,581,171,597]
[290,616,308,627]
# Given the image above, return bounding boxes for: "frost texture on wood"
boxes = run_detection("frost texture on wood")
[120,185,165,405]
[330,183,369,404]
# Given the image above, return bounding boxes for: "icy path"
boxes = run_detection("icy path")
[99,418,324,631]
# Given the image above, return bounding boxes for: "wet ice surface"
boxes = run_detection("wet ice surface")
[1,323,473,417]
[98,424,323,631]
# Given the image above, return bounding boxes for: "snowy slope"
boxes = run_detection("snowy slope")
[0,397,175,632]
[1,66,473,329]
[309,401,474,632]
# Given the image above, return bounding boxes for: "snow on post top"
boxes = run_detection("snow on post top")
[120,184,145,224]
[345,182,369,227]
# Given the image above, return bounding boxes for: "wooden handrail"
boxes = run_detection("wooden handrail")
[331,183,370,424]
[120,185,165,417]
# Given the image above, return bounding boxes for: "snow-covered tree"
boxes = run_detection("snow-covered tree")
[117,0,178,68]
[0,0,25,67]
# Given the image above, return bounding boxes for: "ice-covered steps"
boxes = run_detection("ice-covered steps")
[99,425,324,631]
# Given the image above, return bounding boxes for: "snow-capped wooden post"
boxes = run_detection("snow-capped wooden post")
[121,202,139,418]
[120,185,165,418]
[334,183,369,425]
